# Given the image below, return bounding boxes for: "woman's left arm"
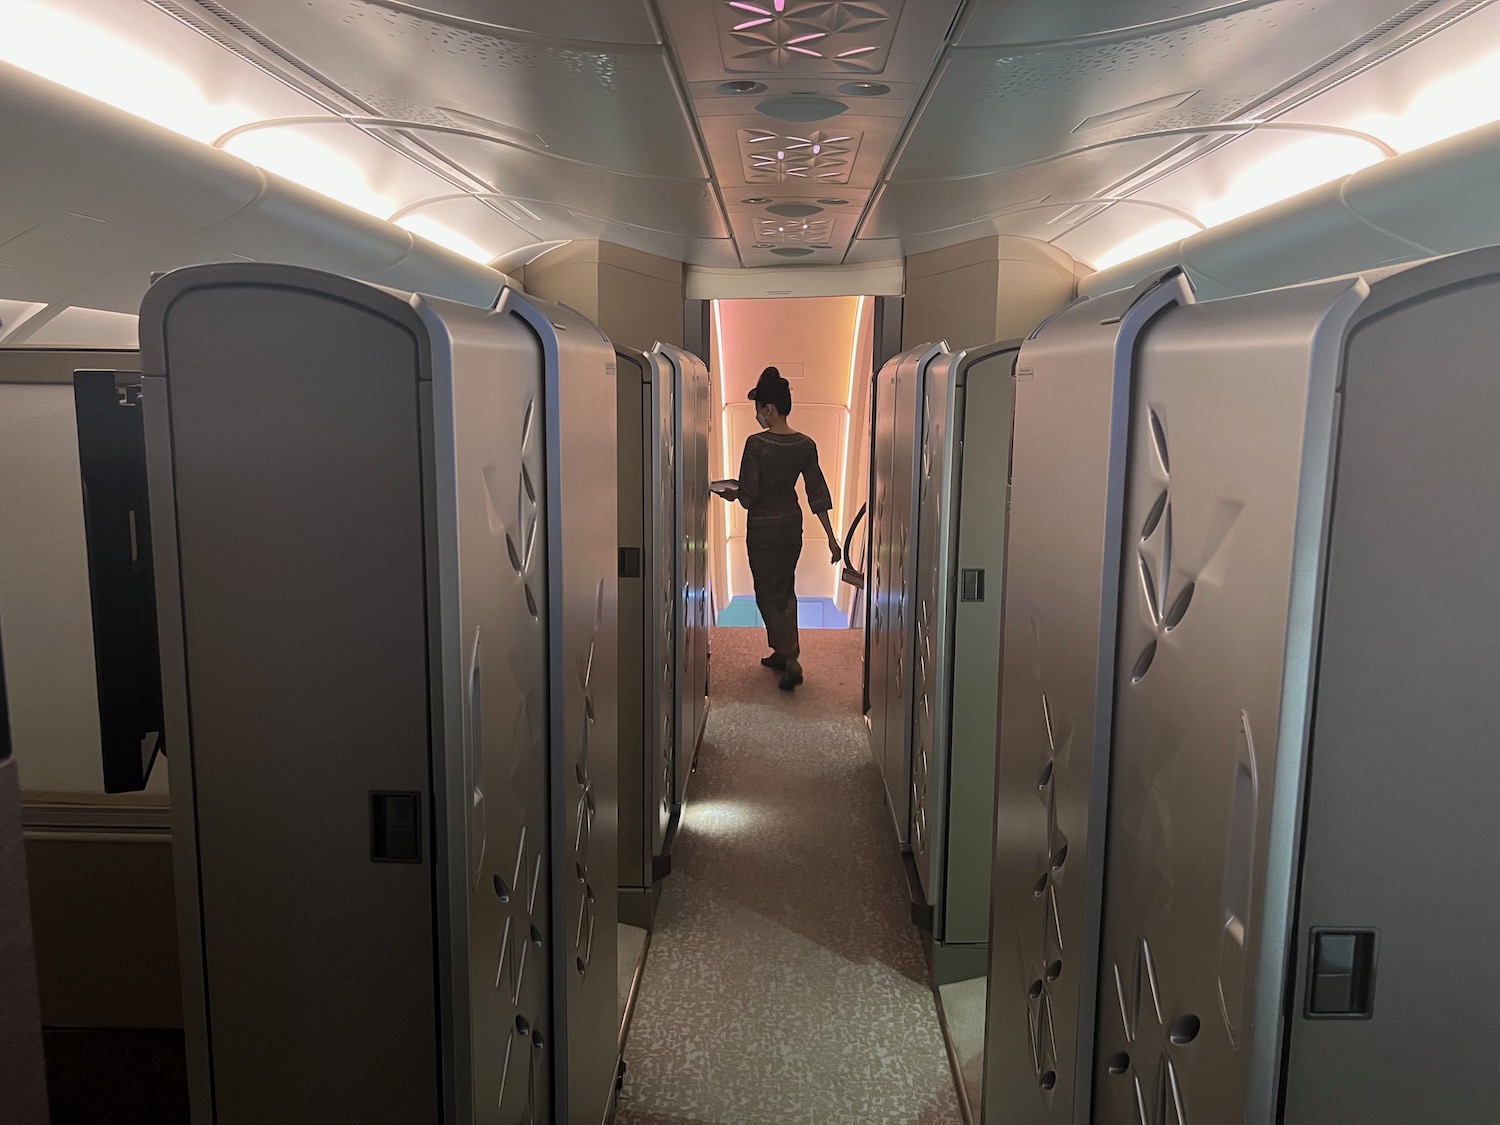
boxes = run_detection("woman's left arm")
[803,445,841,564]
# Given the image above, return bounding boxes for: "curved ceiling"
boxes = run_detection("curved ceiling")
[2,0,1500,287]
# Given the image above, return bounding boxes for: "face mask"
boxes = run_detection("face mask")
[755,405,769,429]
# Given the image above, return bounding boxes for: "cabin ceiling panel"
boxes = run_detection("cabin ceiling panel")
[364,134,728,241]
[688,85,919,117]
[204,0,707,180]
[656,0,960,265]
[659,0,963,84]
[1050,0,1500,268]
[865,142,1189,240]
[957,0,1292,47]
[713,0,906,74]
[353,0,664,45]
[701,116,896,190]
[895,0,1424,182]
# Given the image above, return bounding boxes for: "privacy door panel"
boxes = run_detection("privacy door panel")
[879,346,931,845]
[665,343,711,806]
[1282,272,1500,1123]
[984,280,1185,1125]
[542,297,620,1125]
[649,354,676,849]
[910,354,956,902]
[158,285,440,1124]
[444,319,553,1123]
[867,356,898,767]
[1093,286,1348,1125]
[940,343,1018,944]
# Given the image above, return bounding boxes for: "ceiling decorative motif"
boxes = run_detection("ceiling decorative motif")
[756,216,836,244]
[739,128,861,183]
[718,0,903,73]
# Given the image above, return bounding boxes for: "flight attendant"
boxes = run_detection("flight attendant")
[719,367,841,690]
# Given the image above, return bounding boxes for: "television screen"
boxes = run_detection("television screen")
[74,371,164,793]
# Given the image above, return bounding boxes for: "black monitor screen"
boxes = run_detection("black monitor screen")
[74,371,164,793]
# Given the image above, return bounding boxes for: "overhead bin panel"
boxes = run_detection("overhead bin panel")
[138,263,618,1125]
[1078,118,1500,300]
[0,63,508,320]
[0,64,261,304]
[68,176,505,315]
[1181,179,1430,300]
[1343,118,1500,255]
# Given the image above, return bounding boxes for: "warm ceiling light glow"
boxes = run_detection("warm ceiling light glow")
[729,1,772,13]
[1091,219,1199,271]
[735,17,773,29]
[838,46,880,57]
[395,215,495,264]
[1,0,250,143]
[1194,135,1381,228]
[1350,49,1500,154]
[0,0,501,267]
[1085,44,1500,275]
[226,131,395,216]
[787,46,824,57]
[787,33,827,44]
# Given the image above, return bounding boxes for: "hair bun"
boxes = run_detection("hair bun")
[757,365,784,390]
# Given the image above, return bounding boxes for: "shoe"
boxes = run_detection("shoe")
[778,663,804,691]
[761,654,786,670]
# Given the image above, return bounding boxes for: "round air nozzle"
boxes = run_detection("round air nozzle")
[839,81,890,97]
[718,80,768,95]
[756,95,848,123]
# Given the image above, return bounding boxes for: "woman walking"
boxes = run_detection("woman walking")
[719,367,841,690]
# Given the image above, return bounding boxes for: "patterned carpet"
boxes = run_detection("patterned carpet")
[616,627,962,1125]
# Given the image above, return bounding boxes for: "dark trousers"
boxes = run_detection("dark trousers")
[747,520,802,662]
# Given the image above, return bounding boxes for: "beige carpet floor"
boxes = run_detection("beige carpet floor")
[616,627,961,1125]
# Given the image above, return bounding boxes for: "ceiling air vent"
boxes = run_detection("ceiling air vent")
[771,247,815,257]
[766,204,824,218]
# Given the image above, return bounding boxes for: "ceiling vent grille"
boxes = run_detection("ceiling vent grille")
[1259,0,1489,116]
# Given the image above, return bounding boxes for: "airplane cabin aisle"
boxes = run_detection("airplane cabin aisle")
[617,628,961,1125]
